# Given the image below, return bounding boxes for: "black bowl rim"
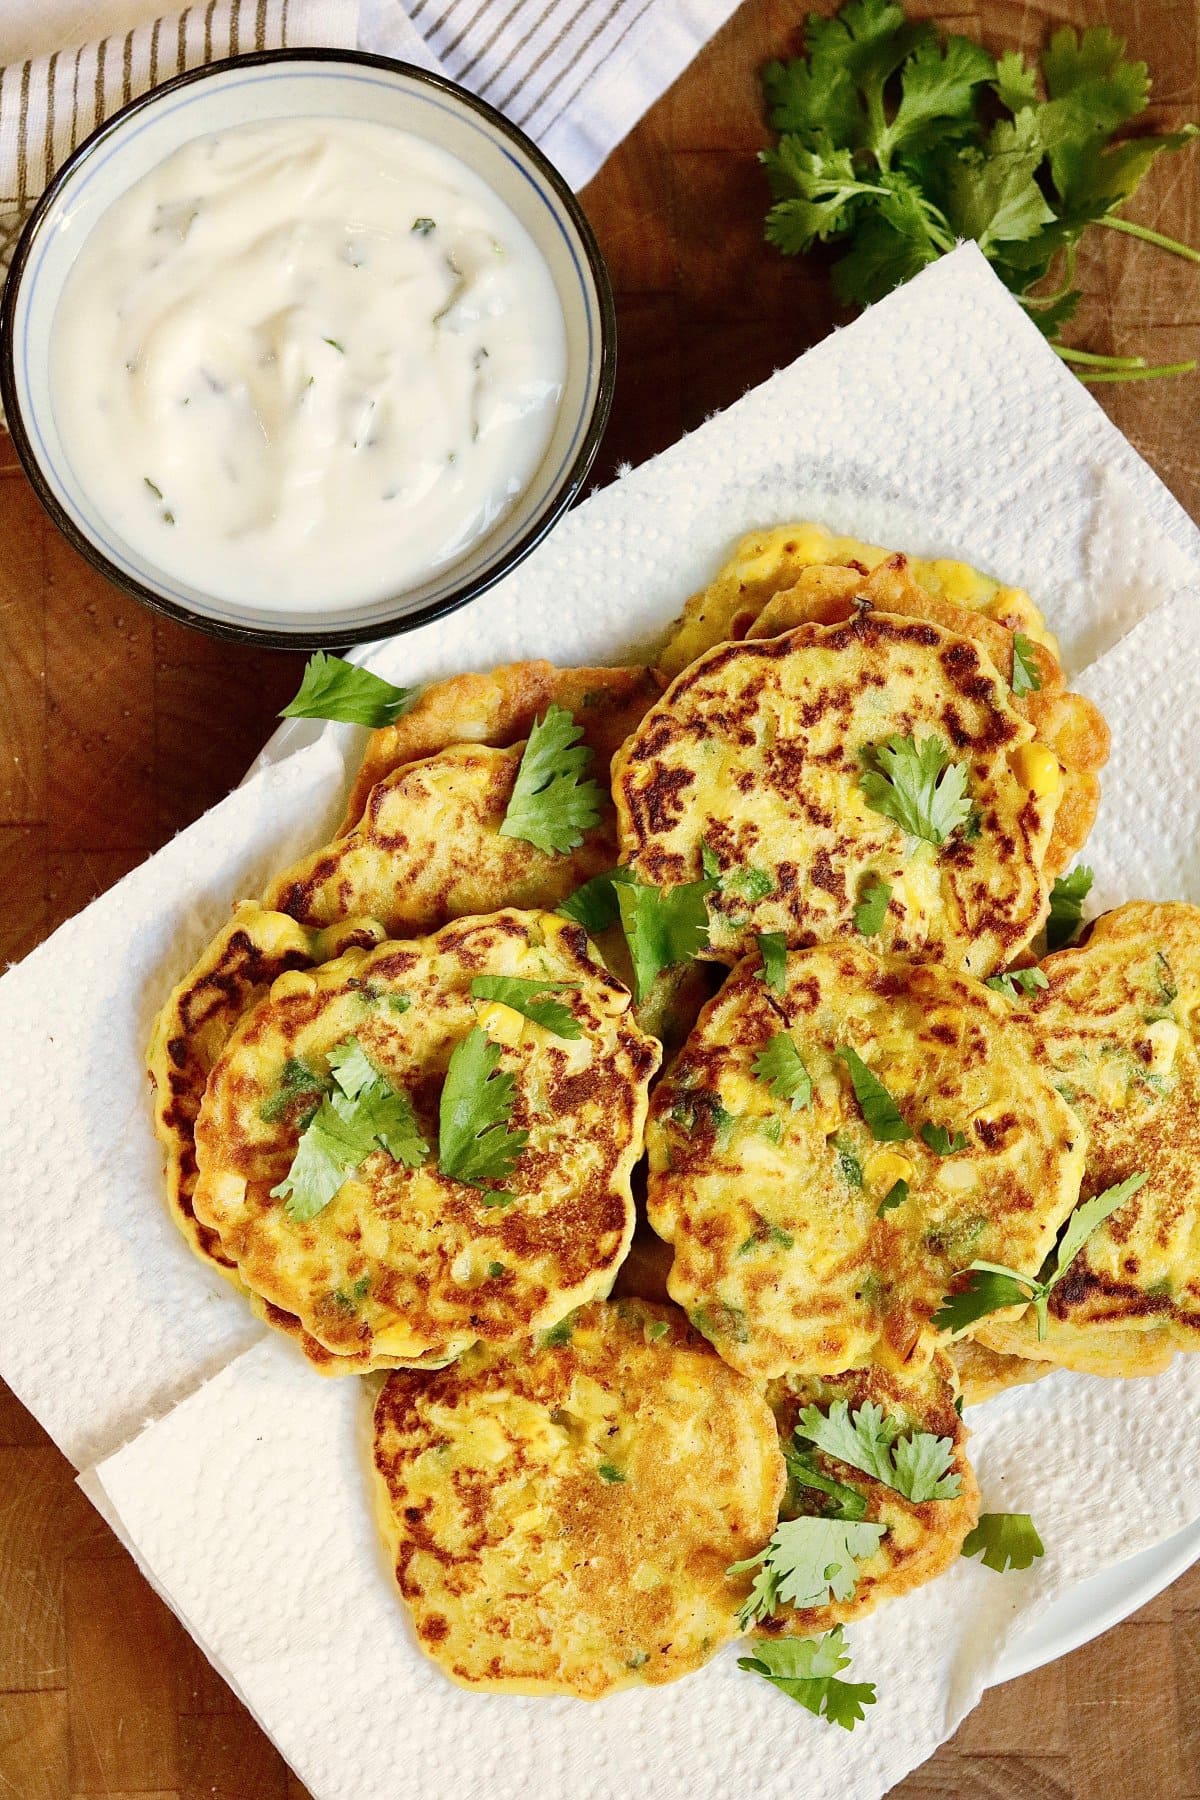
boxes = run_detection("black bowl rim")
[0,47,617,650]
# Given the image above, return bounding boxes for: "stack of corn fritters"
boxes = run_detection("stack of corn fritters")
[150,525,1198,1699]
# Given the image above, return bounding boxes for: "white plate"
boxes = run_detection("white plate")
[995,1515,1200,1684]
[254,672,1200,1699]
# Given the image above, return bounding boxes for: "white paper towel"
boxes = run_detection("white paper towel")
[0,239,1195,1453]
[0,736,352,1467]
[82,1337,1200,1800]
[0,242,1197,1795]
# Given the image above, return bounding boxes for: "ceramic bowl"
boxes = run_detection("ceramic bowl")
[1,50,616,646]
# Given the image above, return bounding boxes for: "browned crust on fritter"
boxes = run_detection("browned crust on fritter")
[341,662,664,833]
[755,1354,979,1637]
[657,524,1058,678]
[645,938,1086,1380]
[147,907,385,1272]
[615,609,1057,977]
[950,1338,1054,1406]
[372,1298,785,1697]
[978,902,1200,1374]
[193,911,661,1372]
[266,743,615,935]
[748,554,1109,882]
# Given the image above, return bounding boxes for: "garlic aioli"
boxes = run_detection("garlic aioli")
[51,119,568,611]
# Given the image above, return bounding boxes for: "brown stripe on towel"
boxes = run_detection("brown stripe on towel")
[447,0,527,82]
[92,36,106,136]
[15,60,30,206]
[525,0,656,132]
[42,52,58,194]
[69,43,82,153]
[484,0,602,109]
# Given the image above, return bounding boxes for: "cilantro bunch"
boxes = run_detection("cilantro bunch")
[761,1,1199,381]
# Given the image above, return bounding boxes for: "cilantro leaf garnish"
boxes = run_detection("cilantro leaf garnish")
[325,1038,381,1098]
[961,1512,1045,1572]
[730,1516,886,1627]
[753,1033,813,1109]
[877,1177,908,1216]
[1011,633,1043,696]
[557,869,621,933]
[836,1046,912,1141]
[756,930,789,994]
[271,1097,375,1223]
[498,705,604,855]
[986,966,1050,1001]
[783,1445,868,1520]
[759,6,1200,384]
[859,734,972,847]
[271,1037,428,1222]
[1046,865,1094,950]
[932,1267,1036,1335]
[470,975,581,1040]
[615,875,714,1001]
[437,1027,529,1193]
[933,1171,1149,1337]
[795,1399,962,1502]
[920,1121,969,1155]
[279,653,416,728]
[1049,1174,1149,1283]
[738,1628,877,1730]
[853,875,892,937]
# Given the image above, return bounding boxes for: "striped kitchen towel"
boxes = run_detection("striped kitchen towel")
[0,0,743,280]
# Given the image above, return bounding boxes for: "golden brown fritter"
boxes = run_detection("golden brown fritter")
[264,743,613,936]
[614,611,1060,979]
[745,553,1109,885]
[147,904,387,1272]
[193,910,660,1373]
[950,1339,1054,1407]
[657,522,1057,678]
[754,1355,979,1638]
[977,902,1200,1376]
[645,939,1085,1381]
[371,1298,785,1697]
[341,660,663,832]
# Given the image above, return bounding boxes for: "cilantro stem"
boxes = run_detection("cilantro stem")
[1053,342,1195,382]
[1021,243,1079,310]
[1100,214,1200,264]
[1053,345,1147,368]
[1078,361,1197,383]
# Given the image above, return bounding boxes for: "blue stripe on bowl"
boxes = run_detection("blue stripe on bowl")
[17,64,598,630]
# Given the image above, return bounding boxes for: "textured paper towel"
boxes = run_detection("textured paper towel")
[2,244,1199,1471]
[84,1334,1200,1800]
[0,239,1192,1795]
[82,367,1200,1792]
[0,737,351,1467]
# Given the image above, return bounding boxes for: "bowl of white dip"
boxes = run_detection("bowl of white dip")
[2,51,615,645]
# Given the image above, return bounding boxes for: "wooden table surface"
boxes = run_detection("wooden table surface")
[2,1,1199,1794]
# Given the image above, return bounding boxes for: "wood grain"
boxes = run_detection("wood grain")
[1,1,1199,1794]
